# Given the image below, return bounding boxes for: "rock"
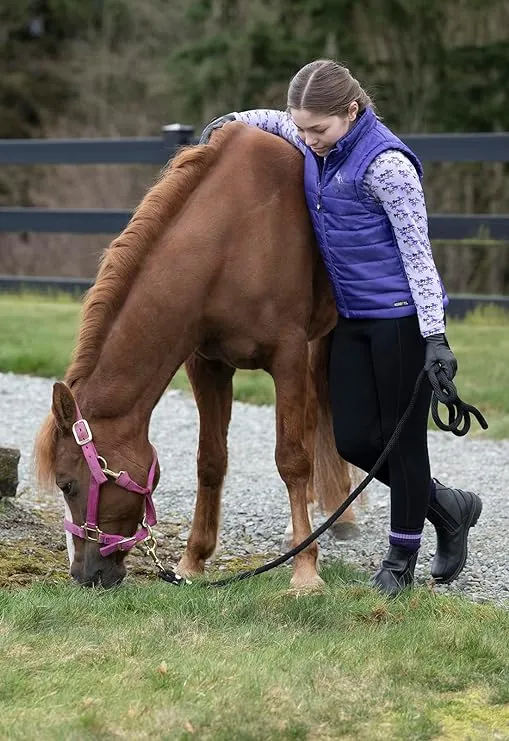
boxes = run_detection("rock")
[0,447,20,498]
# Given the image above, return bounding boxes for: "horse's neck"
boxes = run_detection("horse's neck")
[78,253,202,421]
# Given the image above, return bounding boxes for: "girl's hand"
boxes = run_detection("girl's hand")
[424,334,458,380]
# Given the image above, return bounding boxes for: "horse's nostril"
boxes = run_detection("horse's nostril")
[100,566,126,589]
[79,570,102,588]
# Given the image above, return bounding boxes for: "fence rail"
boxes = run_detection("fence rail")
[0,125,195,165]
[2,207,508,239]
[1,130,508,165]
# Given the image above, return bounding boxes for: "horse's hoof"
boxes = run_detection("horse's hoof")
[289,573,325,593]
[176,555,205,578]
[329,521,361,540]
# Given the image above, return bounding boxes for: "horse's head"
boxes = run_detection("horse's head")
[41,381,159,588]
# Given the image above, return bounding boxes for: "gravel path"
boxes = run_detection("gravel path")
[1,371,508,605]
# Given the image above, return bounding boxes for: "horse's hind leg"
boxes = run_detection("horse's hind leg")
[270,334,324,590]
[177,354,234,578]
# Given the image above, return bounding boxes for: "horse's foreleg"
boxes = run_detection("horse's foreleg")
[271,337,324,591]
[177,354,234,578]
[282,364,318,549]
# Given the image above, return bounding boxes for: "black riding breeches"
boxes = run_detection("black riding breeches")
[328,314,433,533]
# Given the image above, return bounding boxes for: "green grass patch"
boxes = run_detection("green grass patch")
[1,294,508,434]
[0,293,81,378]
[1,570,509,740]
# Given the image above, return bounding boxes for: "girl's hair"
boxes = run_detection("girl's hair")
[287,59,373,116]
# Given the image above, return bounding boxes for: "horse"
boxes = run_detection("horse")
[34,122,356,590]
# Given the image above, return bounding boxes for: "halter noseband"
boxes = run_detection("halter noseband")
[64,405,159,557]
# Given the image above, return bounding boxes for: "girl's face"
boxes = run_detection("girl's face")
[290,102,359,157]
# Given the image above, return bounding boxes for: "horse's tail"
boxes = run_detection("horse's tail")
[308,332,358,524]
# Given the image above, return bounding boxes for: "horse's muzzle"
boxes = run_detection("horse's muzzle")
[71,550,127,588]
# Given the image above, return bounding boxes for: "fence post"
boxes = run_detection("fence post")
[161,123,195,152]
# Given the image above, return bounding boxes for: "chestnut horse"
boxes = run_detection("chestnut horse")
[34,122,354,589]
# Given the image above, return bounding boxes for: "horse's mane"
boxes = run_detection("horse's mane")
[67,126,235,388]
[34,124,237,488]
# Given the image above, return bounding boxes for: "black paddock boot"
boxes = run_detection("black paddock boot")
[371,545,418,598]
[426,479,482,584]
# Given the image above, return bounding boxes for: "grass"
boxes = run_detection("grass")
[1,294,508,434]
[1,568,509,740]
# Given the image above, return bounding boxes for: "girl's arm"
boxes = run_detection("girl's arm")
[363,150,446,337]
[233,110,306,154]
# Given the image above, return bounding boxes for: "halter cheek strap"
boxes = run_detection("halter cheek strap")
[63,405,159,557]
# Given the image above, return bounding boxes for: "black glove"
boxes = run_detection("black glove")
[424,333,457,381]
[199,113,237,144]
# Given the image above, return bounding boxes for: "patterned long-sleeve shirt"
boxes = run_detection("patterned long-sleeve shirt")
[232,109,445,336]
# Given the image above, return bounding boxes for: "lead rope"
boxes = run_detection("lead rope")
[428,366,488,436]
[148,365,488,587]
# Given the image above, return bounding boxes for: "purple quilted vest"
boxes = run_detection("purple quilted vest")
[304,108,445,319]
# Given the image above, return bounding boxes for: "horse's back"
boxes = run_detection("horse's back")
[217,122,310,232]
[215,123,335,339]
[201,123,321,308]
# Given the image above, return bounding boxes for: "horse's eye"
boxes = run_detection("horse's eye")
[60,481,75,497]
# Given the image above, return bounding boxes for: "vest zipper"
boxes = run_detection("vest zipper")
[316,152,329,211]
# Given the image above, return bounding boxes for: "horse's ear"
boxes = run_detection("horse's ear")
[52,382,77,434]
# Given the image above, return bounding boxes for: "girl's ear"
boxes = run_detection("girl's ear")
[348,101,359,121]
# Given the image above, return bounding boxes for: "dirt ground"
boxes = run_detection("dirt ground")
[0,494,193,588]
[0,492,270,589]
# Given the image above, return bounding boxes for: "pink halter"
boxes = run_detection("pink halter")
[64,404,159,557]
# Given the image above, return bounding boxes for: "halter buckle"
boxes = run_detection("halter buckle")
[82,523,103,542]
[72,419,92,446]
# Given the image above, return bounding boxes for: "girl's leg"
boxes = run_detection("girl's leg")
[329,314,481,593]
[328,318,389,484]
[369,315,432,547]
[328,315,431,521]
[329,315,430,596]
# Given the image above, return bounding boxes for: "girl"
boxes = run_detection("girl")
[200,59,482,596]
